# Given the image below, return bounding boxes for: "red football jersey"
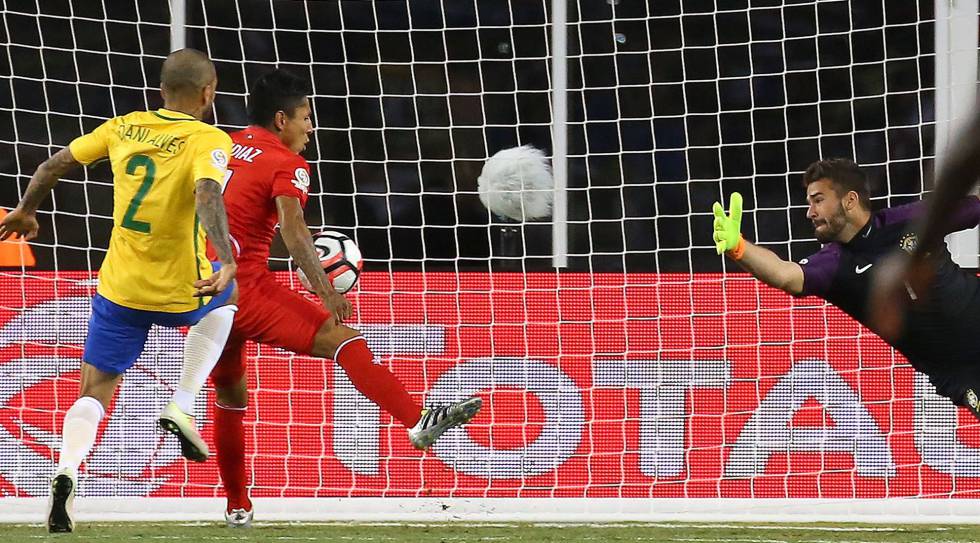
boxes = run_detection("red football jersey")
[223,126,312,277]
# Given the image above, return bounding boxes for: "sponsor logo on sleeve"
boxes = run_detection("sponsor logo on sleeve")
[291,167,310,193]
[210,149,229,170]
[899,232,918,253]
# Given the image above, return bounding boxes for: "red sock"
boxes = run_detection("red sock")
[335,336,422,427]
[214,403,252,512]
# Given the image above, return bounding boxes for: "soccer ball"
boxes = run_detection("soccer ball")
[477,144,554,221]
[296,231,363,294]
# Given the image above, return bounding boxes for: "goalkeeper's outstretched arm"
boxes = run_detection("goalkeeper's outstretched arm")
[713,192,804,295]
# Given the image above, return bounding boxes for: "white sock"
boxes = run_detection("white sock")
[56,396,105,474]
[172,304,237,416]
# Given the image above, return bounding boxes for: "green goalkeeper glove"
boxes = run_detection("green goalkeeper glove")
[712,192,743,257]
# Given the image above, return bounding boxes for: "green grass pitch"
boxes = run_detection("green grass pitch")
[5,522,979,542]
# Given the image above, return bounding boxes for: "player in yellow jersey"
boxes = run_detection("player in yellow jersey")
[0,49,238,533]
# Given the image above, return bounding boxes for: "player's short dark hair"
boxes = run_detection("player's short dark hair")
[802,158,871,210]
[247,68,312,127]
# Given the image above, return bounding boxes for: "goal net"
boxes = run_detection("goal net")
[2,0,980,522]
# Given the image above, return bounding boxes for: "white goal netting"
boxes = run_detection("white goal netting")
[2,0,980,520]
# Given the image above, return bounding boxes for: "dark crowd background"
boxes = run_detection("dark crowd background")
[1,1,937,273]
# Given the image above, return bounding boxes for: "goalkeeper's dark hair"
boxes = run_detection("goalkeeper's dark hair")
[802,158,871,210]
[247,68,312,127]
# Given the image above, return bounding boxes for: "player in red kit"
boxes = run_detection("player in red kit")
[203,70,482,527]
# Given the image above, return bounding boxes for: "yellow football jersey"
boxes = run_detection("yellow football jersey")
[69,108,232,312]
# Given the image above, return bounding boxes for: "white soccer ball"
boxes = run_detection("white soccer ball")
[296,231,363,294]
[477,144,554,221]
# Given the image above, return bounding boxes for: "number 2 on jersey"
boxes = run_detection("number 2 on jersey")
[121,154,156,233]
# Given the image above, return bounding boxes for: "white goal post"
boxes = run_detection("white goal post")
[2,0,980,524]
[937,0,979,267]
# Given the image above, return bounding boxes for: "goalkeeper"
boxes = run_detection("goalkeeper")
[713,158,980,418]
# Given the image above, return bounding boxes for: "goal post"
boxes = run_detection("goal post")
[550,0,568,268]
[935,0,979,268]
[169,0,186,52]
[3,0,980,524]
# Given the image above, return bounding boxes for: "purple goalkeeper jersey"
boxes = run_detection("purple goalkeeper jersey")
[798,197,980,402]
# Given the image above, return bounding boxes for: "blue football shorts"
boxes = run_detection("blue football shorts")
[83,264,234,375]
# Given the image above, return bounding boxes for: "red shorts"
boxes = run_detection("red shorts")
[210,272,330,388]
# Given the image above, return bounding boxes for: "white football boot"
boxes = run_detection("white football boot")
[408,397,483,450]
[158,401,209,462]
[225,507,254,528]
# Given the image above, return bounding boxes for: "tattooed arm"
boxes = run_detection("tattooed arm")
[276,195,352,322]
[0,147,80,241]
[193,177,237,296]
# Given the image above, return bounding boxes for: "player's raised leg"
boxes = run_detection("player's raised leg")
[309,320,482,450]
[159,280,239,462]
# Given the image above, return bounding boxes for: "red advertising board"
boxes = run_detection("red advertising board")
[2,272,979,499]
